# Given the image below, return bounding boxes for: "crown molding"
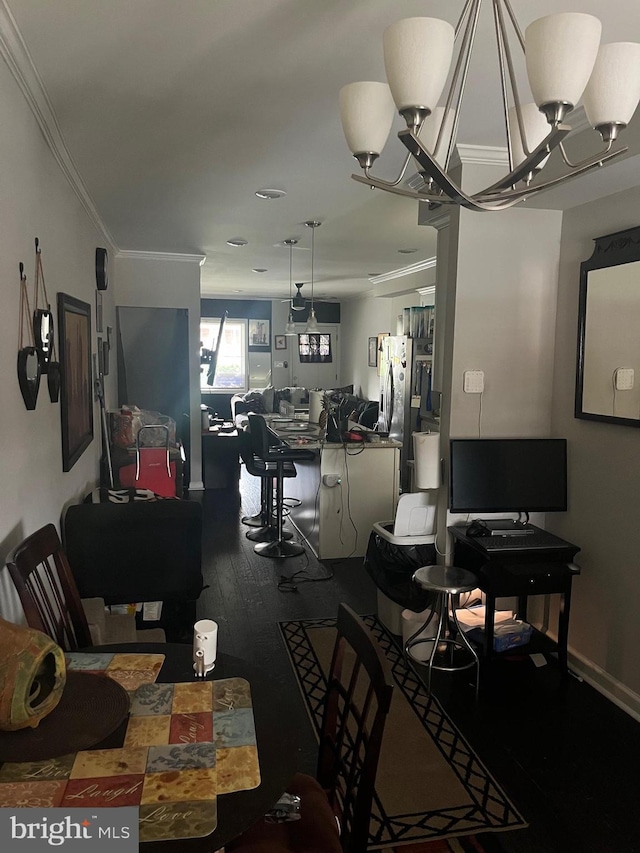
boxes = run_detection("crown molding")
[0,0,118,249]
[116,250,207,265]
[369,256,436,285]
[456,144,509,167]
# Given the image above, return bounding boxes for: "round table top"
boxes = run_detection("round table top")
[413,564,478,594]
[87,642,299,852]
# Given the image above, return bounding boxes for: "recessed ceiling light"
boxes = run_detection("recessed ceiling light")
[368,272,381,277]
[255,188,286,200]
[252,268,268,273]
[398,248,418,254]
[226,237,248,247]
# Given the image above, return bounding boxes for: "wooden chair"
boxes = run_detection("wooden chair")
[6,524,164,650]
[227,603,394,853]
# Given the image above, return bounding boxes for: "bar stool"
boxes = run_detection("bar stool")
[405,565,480,701]
[248,415,315,558]
[238,429,294,542]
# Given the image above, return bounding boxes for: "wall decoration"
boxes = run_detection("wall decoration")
[298,333,332,363]
[368,336,377,367]
[248,318,270,347]
[95,247,109,291]
[377,332,390,376]
[274,334,286,350]
[17,263,41,410]
[33,239,60,402]
[95,290,103,333]
[58,293,93,471]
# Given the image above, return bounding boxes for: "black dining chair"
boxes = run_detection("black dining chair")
[227,603,394,852]
[247,415,315,558]
[7,524,165,649]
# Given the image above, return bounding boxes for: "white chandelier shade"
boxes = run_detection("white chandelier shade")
[339,1,640,212]
[339,82,395,158]
[525,13,601,112]
[508,103,551,170]
[383,17,455,115]
[583,42,640,130]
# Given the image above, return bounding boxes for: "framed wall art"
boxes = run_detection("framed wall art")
[248,318,270,347]
[274,334,286,350]
[58,293,93,471]
[368,336,377,367]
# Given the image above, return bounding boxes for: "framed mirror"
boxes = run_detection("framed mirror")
[576,226,640,426]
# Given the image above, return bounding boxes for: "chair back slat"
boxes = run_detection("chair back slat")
[7,524,92,651]
[317,603,394,853]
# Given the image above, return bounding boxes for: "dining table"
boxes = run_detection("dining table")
[80,642,300,852]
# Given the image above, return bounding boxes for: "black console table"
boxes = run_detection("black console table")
[449,525,580,672]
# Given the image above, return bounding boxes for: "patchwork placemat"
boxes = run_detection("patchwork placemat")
[0,677,260,842]
[65,651,165,691]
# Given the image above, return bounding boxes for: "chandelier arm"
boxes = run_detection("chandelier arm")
[467,125,572,195]
[454,0,478,39]
[351,173,437,200]
[438,0,482,173]
[399,125,569,201]
[475,147,627,202]
[501,0,525,51]
[351,172,522,211]
[494,0,529,170]
[362,149,417,188]
[558,139,614,169]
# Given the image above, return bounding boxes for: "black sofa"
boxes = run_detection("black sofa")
[63,500,204,642]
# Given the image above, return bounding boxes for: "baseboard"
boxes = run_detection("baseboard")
[535,623,640,722]
[567,648,640,723]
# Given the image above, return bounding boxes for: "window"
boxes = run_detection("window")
[200,318,246,391]
[298,333,332,363]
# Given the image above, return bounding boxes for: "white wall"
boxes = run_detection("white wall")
[549,185,640,714]
[340,291,422,400]
[114,255,203,489]
[0,59,112,619]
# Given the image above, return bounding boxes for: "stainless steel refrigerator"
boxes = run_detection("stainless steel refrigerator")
[378,336,433,491]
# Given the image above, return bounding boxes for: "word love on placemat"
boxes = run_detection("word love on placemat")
[0,678,260,842]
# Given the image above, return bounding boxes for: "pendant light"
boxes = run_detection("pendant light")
[283,238,298,335]
[304,220,321,333]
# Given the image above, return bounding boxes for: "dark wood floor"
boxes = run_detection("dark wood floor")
[195,475,640,853]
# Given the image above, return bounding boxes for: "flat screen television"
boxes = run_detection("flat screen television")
[449,438,567,514]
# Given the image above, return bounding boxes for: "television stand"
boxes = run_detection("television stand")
[449,524,580,672]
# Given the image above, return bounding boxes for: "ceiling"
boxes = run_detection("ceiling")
[3,0,640,301]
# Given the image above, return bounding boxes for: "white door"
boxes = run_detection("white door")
[291,324,340,390]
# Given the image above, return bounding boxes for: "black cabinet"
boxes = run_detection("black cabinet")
[449,526,580,671]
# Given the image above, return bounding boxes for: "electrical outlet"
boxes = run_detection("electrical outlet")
[322,474,341,487]
[463,370,484,394]
[615,367,634,391]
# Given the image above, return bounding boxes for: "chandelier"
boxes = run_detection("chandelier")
[339,2,640,211]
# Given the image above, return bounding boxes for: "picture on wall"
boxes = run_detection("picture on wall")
[368,336,377,367]
[274,334,286,350]
[58,292,93,471]
[249,319,270,347]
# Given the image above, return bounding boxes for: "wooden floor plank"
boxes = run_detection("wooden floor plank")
[195,472,640,853]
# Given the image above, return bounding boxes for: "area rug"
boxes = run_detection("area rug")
[279,615,527,850]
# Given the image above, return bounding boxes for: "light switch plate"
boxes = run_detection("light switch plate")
[463,370,484,393]
[615,367,634,390]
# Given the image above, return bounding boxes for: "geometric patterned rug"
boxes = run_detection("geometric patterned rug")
[279,615,527,851]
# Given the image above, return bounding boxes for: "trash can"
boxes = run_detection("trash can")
[364,525,437,614]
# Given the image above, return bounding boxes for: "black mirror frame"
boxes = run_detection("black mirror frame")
[575,225,640,427]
